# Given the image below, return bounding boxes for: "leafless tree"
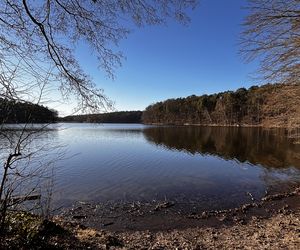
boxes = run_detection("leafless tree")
[0,78,65,231]
[0,0,197,112]
[241,0,300,85]
[0,0,197,233]
[0,123,65,231]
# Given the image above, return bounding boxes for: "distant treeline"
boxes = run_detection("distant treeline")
[142,84,300,128]
[2,83,299,127]
[60,111,143,123]
[0,99,58,123]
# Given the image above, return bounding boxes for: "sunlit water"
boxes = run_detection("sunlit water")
[1,123,300,211]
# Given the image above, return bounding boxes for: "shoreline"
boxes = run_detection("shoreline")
[4,121,299,131]
[143,122,300,129]
[1,186,299,249]
[56,121,300,130]
[58,186,300,232]
[55,185,300,248]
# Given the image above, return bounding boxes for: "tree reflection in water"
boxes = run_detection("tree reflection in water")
[143,126,300,170]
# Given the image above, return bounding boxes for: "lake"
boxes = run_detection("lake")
[1,123,300,212]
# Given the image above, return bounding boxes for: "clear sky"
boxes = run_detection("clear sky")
[54,0,259,116]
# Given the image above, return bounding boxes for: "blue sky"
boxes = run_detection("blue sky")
[55,0,259,115]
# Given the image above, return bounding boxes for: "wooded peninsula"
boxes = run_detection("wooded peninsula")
[0,99,58,123]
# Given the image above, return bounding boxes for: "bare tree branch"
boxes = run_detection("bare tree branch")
[0,0,197,112]
[241,0,300,85]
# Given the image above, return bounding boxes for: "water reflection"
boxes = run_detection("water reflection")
[1,124,299,211]
[143,126,300,169]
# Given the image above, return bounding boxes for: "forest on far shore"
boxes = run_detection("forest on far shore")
[142,84,300,128]
[1,84,299,129]
[60,111,143,123]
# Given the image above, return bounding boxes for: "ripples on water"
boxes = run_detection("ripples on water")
[1,123,300,211]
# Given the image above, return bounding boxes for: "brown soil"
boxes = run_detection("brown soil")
[60,198,300,249]
[1,187,299,249]
[53,187,300,249]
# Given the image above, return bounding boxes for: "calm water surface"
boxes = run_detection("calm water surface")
[3,123,300,211]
